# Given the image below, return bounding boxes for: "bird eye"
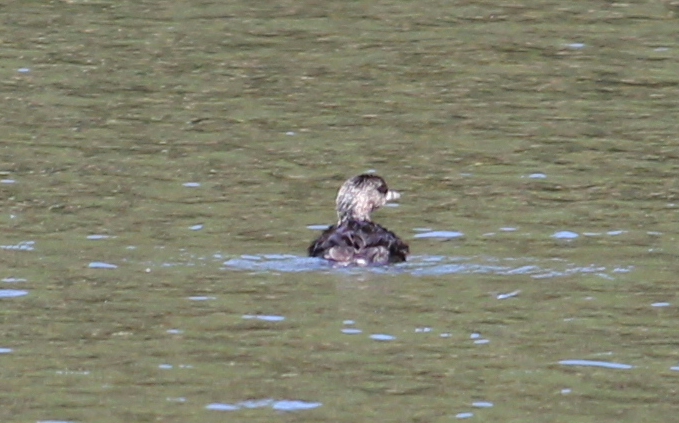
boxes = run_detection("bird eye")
[376,183,388,194]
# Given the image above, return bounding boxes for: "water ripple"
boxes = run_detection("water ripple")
[206,399,322,412]
[2,277,26,283]
[242,314,285,322]
[88,262,117,269]
[551,231,579,239]
[1,241,35,251]
[472,401,493,408]
[218,254,632,278]
[87,234,112,240]
[0,289,28,298]
[370,333,396,341]
[413,230,464,239]
[559,359,633,369]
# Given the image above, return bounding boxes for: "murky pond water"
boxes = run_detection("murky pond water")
[2,1,679,422]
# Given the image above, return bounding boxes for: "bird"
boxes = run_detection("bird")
[308,174,409,266]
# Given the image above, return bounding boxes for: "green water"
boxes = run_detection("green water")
[2,1,679,422]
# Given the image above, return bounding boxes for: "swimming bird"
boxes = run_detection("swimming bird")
[308,174,409,265]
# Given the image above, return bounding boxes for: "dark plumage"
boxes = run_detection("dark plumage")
[308,174,409,266]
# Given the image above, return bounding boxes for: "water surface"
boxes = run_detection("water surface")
[2,1,679,422]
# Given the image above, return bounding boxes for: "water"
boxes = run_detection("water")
[2,1,679,422]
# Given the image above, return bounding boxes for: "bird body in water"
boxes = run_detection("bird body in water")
[308,174,409,266]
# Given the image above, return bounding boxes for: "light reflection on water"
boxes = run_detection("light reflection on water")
[0,240,35,251]
[0,289,28,298]
[413,230,464,239]
[0,0,675,419]
[0,215,655,421]
[1,277,26,283]
[369,333,396,341]
[88,262,118,269]
[206,399,322,412]
[472,401,494,408]
[218,254,632,278]
[242,314,285,321]
[559,360,634,370]
[86,234,112,240]
[159,364,194,369]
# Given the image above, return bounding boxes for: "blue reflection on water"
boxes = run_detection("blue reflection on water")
[206,398,322,411]
[413,231,464,239]
[0,289,28,298]
[1,240,35,251]
[306,224,329,230]
[341,320,362,334]
[88,262,118,269]
[273,400,323,411]
[370,333,396,341]
[1,277,26,283]
[551,231,579,239]
[527,173,547,179]
[565,42,586,49]
[206,403,239,411]
[219,254,632,278]
[242,314,285,321]
[559,359,633,369]
[472,401,493,408]
[496,290,520,300]
[159,363,193,369]
[86,234,112,240]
